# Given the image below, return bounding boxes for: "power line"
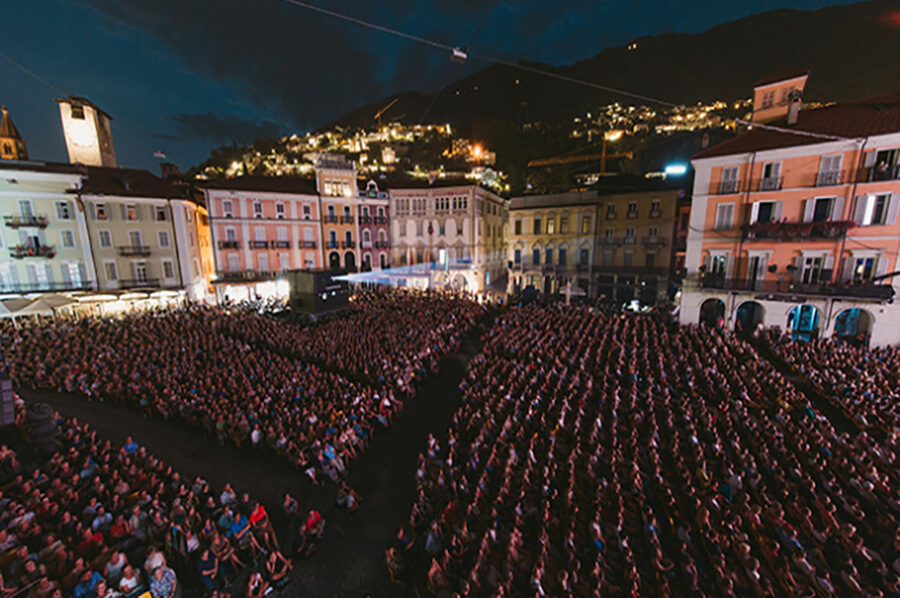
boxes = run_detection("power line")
[0,50,67,96]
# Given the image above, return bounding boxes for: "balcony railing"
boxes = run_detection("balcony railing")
[341,240,355,249]
[700,277,894,301]
[218,240,241,250]
[340,215,355,224]
[743,219,855,241]
[326,240,339,249]
[4,215,49,229]
[323,215,338,223]
[595,265,669,276]
[215,270,286,283]
[299,241,317,249]
[599,237,618,247]
[9,244,56,259]
[374,216,388,224]
[0,281,93,294]
[867,164,900,182]
[272,240,291,249]
[248,240,269,249]
[576,263,590,272]
[375,240,389,248]
[717,180,740,194]
[816,170,844,187]
[623,236,637,245]
[649,209,662,218]
[117,245,152,257]
[119,278,160,288]
[758,176,783,191]
[642,236,668,247]
[626,212,639,219]
[359,216,372,224]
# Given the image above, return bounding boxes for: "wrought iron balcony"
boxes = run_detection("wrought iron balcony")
[867,164,900,182]
[117,245,152,257]
[272,240,291,249]
[649,209,662,218]
[358,216,372,224]
[717,180,740,194]
[299,240,317,248]
[4,215,48,229]
[248,240,269,249]
[700,276,894,301]
[323,215,338,223]
[218,240,241,249]
[119,278,160,288]
[816,170,844,187]
[642,236,668,247]
[758,176,783,191]
[0,281,93,293]
[340,215,355,224]
[215,270,286,283]
[626,211,639,219]
[743,219,855,241]
[375,240,389,248]
[341,240,355,249]
[576,263,590,272]
[374,216,388,224]
[9,244,56,259]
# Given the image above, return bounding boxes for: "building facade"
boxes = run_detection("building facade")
[357,179,390,271]
[55,96,116,168]
[389,180,508,293]
[682,85,900,346]
[315,155,360,271]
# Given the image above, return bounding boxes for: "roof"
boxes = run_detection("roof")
[754,68,810,88]
[0,106,23,140]
[0,160,84,175]
[382,178,475,190]
[81,166,187,198]
[694,92,900,159]
[510,191,598,210]
[203,175,318,195]
[54,96,113,120]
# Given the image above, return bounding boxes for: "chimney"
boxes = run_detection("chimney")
[787,90,802,125]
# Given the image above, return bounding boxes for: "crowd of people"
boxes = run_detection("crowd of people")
[762,328,900,437]
[397,304,900,597]
[0,291,483,481]
[0,401,298,598]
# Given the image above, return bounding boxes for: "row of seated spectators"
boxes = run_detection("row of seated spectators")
[761,328,900,437]
[399,305,900,598]
[210,289,485,395]
[0,307,392,481]
[0,400,293,598]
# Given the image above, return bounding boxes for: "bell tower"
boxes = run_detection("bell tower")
[55,96,116,167]
[0,105,28,161]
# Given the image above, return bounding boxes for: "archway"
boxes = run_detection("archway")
[787,304,820,342]
[344,251,356,271]
[362,254,372,271]
[833,308,874,347]
[735,301,765,337]
[452,273,467,290]
[328,251,340,269]
[699,298,726,327]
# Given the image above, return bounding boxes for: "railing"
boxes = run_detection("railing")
[649,209,662,218]
[359,216,372,224]
[299,241,317,249]
[340,216,355,224]
[374,216,388,224]
[576,263,590,272]
[4,215,48,229]
[642,236,668,247]
[758,176,783,191]
[218,240,241,250]
[117,245,152,257]
[375,240,389,248]
[816,170,843,187]
[0,281,94,294]
[623,236,636,245]
[594,265,669,276]
[605,213,616,220]
[743,220,855,241]
[248,240,269,249]
[326,241,339,249]
[700,277,894,300]
[626,211,639,219]
[215,270,286,282]
[867,164,900,182]
[323,215,338,223]
[9,244,56,259]
[119,278,160,288]
[272,240,291,249]
[341,240,355,249]
[717,180,740,194]
[599,237,618,247]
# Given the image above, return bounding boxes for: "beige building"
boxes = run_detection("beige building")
[55,96,116,167]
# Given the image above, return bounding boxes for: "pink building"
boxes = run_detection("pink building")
[357,179,390,271]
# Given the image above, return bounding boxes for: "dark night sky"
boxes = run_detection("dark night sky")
[1,0,860,172]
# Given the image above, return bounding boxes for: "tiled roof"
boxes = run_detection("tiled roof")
[0,160,83,175]
[202,175,318,195]
[510,191,598,210]
[694,92,900,159]
[754,68,809,87]
[382,178,474,190]
[81,166,187,198]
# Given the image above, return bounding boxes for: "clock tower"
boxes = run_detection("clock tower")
[55,96,116,167]
[0,105,28,161]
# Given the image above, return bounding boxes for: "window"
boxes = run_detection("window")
[18,199,34,218]
[416,222,424,236]
[258,254,269,271]
[104,262,118,282]
[276,203,285,219]
[532,248,541,265]
[623,250,633,267]
[277,227,288,242]
[547,218,555,234]
[303,205,311,220]
[560,216,569,233]
[625,227,635,244]
[60,230,75,248]
[802,256,824,284]
[128,231,143,248]
[253,202,263,219]
[98,230,112,248]
[752,201,779,224]
[456,220,463,235]
[255,227,266,242]
[859,194,892,226]
[650,200,661,215]
[810,198,835,222]
[329,231,337,247]
[580,248,589,265]
[581,216,592,234]
[162,260,175,279]
[56,201,72,220]
[852,257,877,282]
[818,155,842,185]
[604,227,614,242]
[646,252,656,268]
[715,203,734,230]
[227,255,240,272]
[605,204,616,220]
[223,200,234,218]
[95,203,108,220]
[125,205,138,221]
[648,226,658,238]
[363,230,371,244]
[627,201,638,218]
[439,223,445,236]
[71,105,85,119]
[514,249,522,264]
[155,206,167,222]
[158,230,170,248]
[545,248,553,264]
[532,218,542,234]
[225,228,237,242]
[280,253,290,270]
[602,250,614,267]
[760,162,782,190]
[514,220,522,235]
[558,248,567,265]
[761,90,775,109]
[720,166,740,194]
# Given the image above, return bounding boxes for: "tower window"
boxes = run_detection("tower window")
[71,105,85,119]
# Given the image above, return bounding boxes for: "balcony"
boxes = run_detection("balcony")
[359,216,372,224]
[117,245,152,257]
[375,240,389,248]
[299,241,317,249]
[816,170,844,187]
[642,236,668,247]
[323,215,338,223]
[374,216,388,225]
[340,216,355,224]
[218,240,241,250]
[599,237,619,247]
[717,180,741,195]
[272,240,291,249]
[4,215,48,229]
[743,219,855,241]
[0,281,93,294]
[576,263,590,273]
[867,164,900,182]
[341,240,355,249]
[700,277,894,301]
[119,278,160,289]
[326,240,339,249]
[758,176,783,191]
[595,265,669,276]
[649,209,662,219]
[215,270,285,283]
[9,244,56,259]
[623,236,637,245]
[248,240,269,249]
[626,211,639,220]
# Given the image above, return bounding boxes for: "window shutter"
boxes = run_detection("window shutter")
[823,256,835,282]
[44,264,53,284]
[773,201,783,221]
[802,199,814,223]
[725,254,734,278]
[793,257,803,282]
[853,196,868,225]
[26,264,36,285]
[79,263,87,284]
[750,202,760,224]
[864,151,877,168]
[135,205,142,221]
[120,204,127,220]
[876,255,889,279]
[88,204,96,221]
[61,264,71,284]
[886,194,900,226]
[831,197,845,221]
[841,257,854,283]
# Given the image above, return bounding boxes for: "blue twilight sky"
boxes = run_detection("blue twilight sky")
[1,0,860,172]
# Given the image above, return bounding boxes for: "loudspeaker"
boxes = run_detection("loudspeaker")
[0,378,14,427]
